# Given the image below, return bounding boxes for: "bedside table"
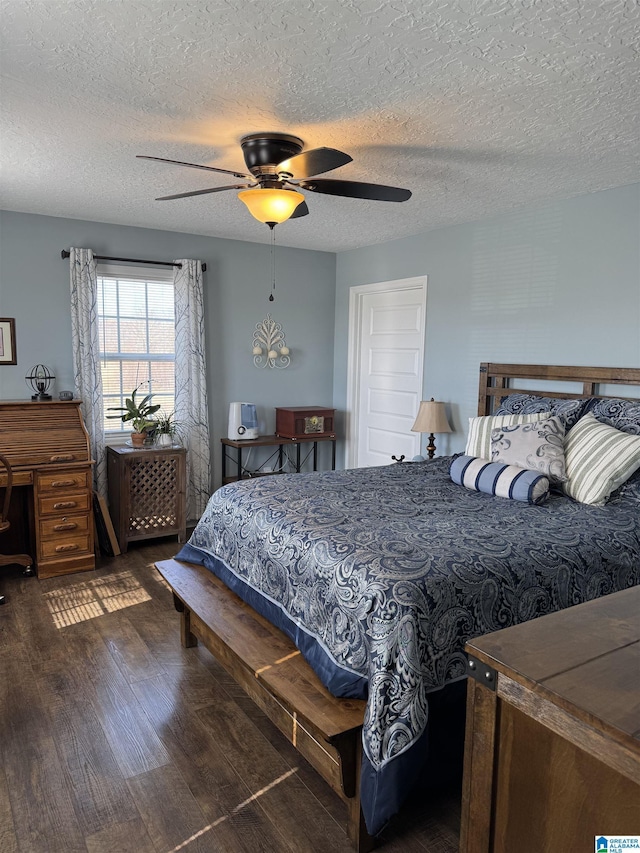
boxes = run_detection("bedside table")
[107,445,187,552]
[221,434,337,484]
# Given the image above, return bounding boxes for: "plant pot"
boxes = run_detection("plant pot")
[130,431,146,447]
[156,433,173,448]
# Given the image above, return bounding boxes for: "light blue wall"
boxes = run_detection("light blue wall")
[334,184,640,460]
[3,183,639,482]
[0,211,336,485]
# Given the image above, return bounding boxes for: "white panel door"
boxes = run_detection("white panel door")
[348,278,426,468]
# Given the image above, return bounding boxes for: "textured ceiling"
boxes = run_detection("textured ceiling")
[1,0,639,252]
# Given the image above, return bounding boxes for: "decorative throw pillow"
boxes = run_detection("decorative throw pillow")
[490,416,567,484]
[587,397,640,436]
[563,413,640,506]
[466,411,551,461]
[450,455,550,504]
[494,394,590,430]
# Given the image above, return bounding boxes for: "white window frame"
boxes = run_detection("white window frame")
[97,263,175,443]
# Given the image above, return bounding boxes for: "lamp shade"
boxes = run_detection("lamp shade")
[238,188,305,224]
[411,398,452,434]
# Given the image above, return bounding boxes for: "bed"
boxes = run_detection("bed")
[156,363,640,850]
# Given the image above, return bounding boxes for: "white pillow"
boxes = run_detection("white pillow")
[563,413,640,506]
[490,415,567,484]
[466,411,552,461]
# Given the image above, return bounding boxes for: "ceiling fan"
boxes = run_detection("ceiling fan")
[137,132,412,227]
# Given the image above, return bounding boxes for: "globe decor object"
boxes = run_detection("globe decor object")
[26,364,55,401]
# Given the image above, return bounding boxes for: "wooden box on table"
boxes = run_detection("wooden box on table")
[275,406,335,439]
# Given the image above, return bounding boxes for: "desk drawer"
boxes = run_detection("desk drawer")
[37,470,90,493]
[39,513,90,538]
[40,534,91,559]
[39,493,91,516]
[0,470,33,488]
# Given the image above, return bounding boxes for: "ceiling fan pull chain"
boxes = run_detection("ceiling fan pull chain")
[269,224,276,302]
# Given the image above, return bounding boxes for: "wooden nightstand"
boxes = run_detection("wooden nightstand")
[107,445,187,553]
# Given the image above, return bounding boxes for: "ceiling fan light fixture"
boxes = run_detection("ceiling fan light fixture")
[238,187,305,224]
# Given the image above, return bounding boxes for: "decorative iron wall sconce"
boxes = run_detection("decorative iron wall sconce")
[252,314,290,369]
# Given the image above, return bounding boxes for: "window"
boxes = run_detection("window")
[97,265,175,435]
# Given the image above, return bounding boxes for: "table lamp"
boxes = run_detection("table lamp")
[411,398,452,459]
[26,364,55,401]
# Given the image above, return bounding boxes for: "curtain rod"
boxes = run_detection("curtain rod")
[60,250,206,272]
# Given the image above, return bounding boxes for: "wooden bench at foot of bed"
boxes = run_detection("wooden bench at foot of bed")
[155,558,373,853]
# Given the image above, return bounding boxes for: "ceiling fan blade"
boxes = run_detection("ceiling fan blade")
[156,183,253,201]
[277,147,352,178]
[289,200,309,219]
[138,155,251,180]
[298,179,411,202]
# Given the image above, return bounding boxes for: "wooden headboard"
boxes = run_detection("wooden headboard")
[478,363,640,416]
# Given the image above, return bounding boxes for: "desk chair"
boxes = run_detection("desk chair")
[0,452,33,604]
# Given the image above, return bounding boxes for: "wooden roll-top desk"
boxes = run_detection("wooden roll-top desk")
[0,399,95,578]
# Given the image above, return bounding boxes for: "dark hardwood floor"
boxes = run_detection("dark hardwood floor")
[0,541,461,853]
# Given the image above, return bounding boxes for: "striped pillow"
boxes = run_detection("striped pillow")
[466,411,552,461]
[450,455,550,504]
[563,413,640,506]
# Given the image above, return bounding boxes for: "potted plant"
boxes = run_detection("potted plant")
[152,410,182,447]
[107,385,161,446]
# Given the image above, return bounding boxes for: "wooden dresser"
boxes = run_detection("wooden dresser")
[0,399,95,578]
[460,586,640,853]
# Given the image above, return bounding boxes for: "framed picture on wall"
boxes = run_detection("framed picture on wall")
[0,318,17,365]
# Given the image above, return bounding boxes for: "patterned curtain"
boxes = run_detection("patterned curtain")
[174,259,211,521]
[69,248,107,496]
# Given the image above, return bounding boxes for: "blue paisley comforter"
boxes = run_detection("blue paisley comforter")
[177,458,640,834]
